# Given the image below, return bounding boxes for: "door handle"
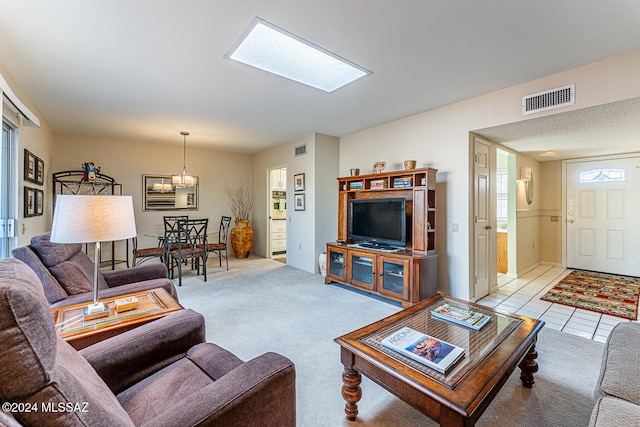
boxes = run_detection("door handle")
[568,219,574,224]
[485,225,492,230]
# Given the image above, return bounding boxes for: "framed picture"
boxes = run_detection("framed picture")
[35,189,44,216]
[36,157,45,185]
[294,193,305,211]
[142,174,199,211]
[24,149,37,183]
[24,187,36,217]
[294,173,305,192]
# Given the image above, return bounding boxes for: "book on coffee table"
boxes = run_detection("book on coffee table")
[381,327,465,374]
[431,303,491,331]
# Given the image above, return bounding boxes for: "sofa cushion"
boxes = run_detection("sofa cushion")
[0,259,57,399]
[117,356,215,425]
[595,322,640,405]
[11,245,68,304]
[30,232,109,295]
[187,342,244,380]
[589,397,640,427]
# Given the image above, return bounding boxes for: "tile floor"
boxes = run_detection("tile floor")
[477,265,639,343]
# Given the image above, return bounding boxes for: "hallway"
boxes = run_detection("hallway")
[477,265,638,343]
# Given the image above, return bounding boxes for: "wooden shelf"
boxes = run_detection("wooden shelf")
[327,166,438,306]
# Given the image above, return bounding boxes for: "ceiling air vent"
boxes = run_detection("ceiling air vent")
[522,84,575,115]
[295,144,307,156]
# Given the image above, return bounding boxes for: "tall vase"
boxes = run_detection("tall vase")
[230,219,253,259]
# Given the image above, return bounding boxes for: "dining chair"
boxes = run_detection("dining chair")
[132,237,164,266]
[162,215,189,272]
[203,216,231,270]
[170,218,208,286]
[163,215,189,237]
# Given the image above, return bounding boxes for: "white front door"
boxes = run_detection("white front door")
[566,156,640,276]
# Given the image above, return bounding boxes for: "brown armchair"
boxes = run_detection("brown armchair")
[0,258,296,426]
[12,232,177,308]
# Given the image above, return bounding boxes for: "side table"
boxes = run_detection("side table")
[52,288,183,350]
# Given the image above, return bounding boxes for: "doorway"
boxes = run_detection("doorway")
[1,120,18,258]
[268,166,287,260]
[496,149,517,277]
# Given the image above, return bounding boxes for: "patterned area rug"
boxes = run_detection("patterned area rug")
[540,270,640,320]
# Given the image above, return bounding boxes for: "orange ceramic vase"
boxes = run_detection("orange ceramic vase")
[230,219,253,259]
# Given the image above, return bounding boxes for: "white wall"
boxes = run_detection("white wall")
[0,64,54,247]
[314,134,339,271]
[340,50,640,300]
[539,161,562,266]
[252,133,338,274]
[52,133,252,260]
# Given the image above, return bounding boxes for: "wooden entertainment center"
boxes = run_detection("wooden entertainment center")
[325,167,438,307]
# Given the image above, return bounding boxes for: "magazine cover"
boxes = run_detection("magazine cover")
[381,326,465,374]
[431,303,491,330]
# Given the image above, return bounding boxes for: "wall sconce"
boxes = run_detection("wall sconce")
[519,167,534,205]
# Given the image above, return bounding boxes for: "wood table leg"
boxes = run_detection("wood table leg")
[518,341,539,388]
[341,367,362,421]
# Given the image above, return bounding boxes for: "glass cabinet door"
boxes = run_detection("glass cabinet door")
[328,248,347,281]
[378,257,409,299]
[349,251,375,291]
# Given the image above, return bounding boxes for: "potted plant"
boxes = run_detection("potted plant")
[225,179,256,258]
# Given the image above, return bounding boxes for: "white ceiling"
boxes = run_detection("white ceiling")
[1,1,640,156]
[475,97,640,162]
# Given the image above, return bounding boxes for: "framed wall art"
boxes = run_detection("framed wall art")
[142,174,199,211]
[294,193,305,211]
[35,189,44,216]
[24,149,37,183]
[24,187,36,217]
[294,173,305,192]
[36,157,45,185]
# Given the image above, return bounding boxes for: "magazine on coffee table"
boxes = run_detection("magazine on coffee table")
[381,327,465,374]
[431,303,491,331]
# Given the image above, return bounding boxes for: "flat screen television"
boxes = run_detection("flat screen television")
[348,198,406,248]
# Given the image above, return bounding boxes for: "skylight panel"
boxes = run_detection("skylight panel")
[225,17,371,93]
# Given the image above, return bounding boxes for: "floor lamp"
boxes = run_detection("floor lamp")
[51,195,137,319]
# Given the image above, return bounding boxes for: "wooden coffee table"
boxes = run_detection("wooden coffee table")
[52,288,182,350]
[335,294,544,426]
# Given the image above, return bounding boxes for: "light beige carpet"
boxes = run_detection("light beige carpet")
[173,256,604,427]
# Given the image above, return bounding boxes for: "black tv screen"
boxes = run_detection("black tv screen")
[348,198,406,248]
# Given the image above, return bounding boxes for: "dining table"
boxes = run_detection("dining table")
[143,224,218,278]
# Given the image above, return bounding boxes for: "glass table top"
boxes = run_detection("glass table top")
[359,296,523,388]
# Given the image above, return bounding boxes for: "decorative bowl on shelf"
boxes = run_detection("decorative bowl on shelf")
[404,160,417,170]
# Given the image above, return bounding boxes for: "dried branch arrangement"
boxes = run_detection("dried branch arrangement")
[225,178,255,220]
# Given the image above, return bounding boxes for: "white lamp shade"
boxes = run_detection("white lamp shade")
[51,195,137,243]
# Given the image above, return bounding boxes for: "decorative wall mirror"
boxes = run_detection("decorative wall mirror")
[143,174,199,211]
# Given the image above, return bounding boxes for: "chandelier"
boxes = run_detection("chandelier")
[171,131,197,188]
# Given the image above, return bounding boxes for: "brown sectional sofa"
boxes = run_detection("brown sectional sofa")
[0,257,296,426]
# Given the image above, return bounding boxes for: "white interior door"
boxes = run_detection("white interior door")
[566,156,640,276]
[473,137,493,299]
